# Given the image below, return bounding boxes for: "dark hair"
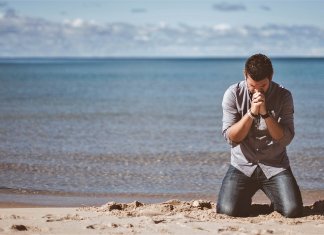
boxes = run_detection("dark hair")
[245,53,273,81]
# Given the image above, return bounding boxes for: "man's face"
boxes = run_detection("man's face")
[245,74,271,94]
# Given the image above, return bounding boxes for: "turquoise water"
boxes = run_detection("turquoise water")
[0,58,323,199]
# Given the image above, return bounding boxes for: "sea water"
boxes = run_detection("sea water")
[0,58,323,200]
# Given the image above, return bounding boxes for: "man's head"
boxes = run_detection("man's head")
[244,53,273,94]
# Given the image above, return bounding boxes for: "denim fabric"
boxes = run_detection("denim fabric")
[217,165,303,218]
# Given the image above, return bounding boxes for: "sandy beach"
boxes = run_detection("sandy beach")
[0,197,323,235]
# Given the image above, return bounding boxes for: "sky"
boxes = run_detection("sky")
[0,0,323,57]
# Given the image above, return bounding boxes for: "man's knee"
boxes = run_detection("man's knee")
[216,202,237,217]
[281,203,303,218]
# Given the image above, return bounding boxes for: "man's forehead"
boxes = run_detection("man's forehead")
[246,75,269,85]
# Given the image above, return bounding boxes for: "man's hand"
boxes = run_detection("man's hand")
[251,89,266,115]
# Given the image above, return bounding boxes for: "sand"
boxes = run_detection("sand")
[0,199,323,235]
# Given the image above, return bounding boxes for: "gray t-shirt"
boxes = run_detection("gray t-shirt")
[222,80,295,179]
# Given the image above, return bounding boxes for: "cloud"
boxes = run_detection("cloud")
[3,8,16,17]
[212,2,246,12]
[260,5,271,11]
[131,8,147,13]
[60,11,67,16]
[0,10,323,57]
[63,18,85,27]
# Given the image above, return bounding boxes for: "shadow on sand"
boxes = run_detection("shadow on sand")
[250,200,324,217]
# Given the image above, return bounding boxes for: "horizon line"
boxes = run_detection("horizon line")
[1,56,324,60]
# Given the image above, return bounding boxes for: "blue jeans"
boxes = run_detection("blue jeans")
[217,165,303,217]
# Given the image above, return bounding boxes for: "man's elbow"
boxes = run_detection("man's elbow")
[272,131,285,142]
[223,129,240,147]
[277,129,295,147]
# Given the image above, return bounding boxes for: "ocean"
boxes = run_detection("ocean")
[0,58,323,204]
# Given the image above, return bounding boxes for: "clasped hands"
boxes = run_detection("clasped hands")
[250,90,267,116]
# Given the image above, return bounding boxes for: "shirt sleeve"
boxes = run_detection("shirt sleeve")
[276,90,295,147]
[222,85,241,146]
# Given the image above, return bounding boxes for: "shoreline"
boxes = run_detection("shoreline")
[0,189,323,208]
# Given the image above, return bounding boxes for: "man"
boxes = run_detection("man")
[217,53,303,218]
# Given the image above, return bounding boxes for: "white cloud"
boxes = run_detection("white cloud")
[64,18,84,28]
[158,21,167,29]
[212,24,231,32]
[134,34,150,42]
[0,10,324,57]
[212,2,246,12]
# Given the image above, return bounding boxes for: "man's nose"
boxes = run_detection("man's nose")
[255,88,264,93]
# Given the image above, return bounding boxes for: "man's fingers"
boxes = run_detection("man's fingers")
[253,97,264,102]
[252,94,262,100]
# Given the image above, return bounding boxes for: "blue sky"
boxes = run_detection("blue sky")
[0,0,323,57]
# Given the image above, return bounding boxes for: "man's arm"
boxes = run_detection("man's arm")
[259,90,293,143]
[226,112,254,143]
[226,88,264,143]
[263,116,284,141]
[222,84,257,144]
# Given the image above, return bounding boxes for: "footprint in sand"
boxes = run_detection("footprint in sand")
[11,224,42,232]
[218,226,240,233]
[10,214,26,220]
[42,214,60,222]
[86,223,119,230]
[86,224,104,230]
[43,213,84,222]
[11,224,28,231]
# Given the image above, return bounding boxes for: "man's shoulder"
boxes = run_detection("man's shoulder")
[226,81,245,92]
[223,81,246,102]
[271,81,292,96]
